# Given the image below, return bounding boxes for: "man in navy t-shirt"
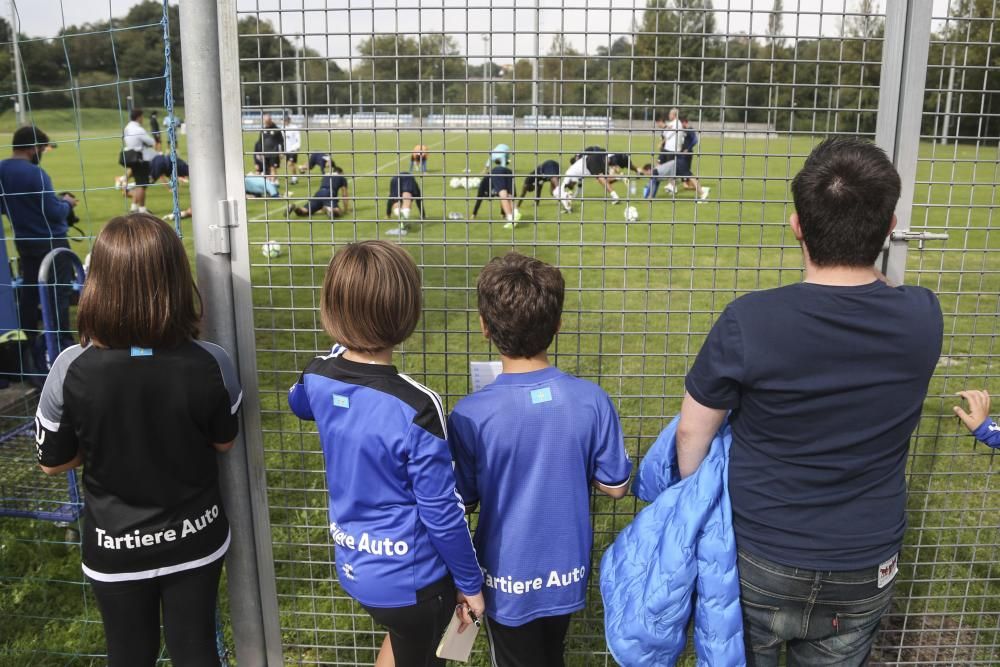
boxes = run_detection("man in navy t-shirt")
[678,137,942,666]
[448,253,632,667]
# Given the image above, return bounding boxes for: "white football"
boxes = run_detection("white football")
[624,206,639,222]
[262,241,282,258]
[449,177,461,189]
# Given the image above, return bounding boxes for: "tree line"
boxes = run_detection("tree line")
[1,0,996,140]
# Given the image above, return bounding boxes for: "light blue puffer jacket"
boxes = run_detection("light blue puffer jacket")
[600,416,745,666]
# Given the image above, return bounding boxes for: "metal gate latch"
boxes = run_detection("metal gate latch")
[890,230,949,250]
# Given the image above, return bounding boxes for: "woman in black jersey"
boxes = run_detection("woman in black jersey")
[36,213,242,667]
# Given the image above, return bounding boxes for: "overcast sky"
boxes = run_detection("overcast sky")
[12,0,955,67]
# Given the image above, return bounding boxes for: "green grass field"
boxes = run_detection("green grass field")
[0,109,996,665]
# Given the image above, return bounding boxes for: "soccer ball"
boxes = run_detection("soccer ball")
[262,241,282,258]
[624,206,639,222]
[449,177,461,189]
[467,177,481,189]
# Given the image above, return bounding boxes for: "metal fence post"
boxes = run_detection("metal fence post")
[875,0,933,285]
[178,1,282,664]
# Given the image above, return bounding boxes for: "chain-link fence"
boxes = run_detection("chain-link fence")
[218,0,997,664]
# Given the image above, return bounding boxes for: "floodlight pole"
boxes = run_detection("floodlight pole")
[940,48,956,145]
[532,1,540,118]
[295,34,304,117]
[482,34,490,115]
[10,0,26,126]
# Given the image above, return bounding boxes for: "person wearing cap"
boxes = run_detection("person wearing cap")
[0,126,78,362]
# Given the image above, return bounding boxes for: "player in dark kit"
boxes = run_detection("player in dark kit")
[516,160,562,209]
[288,168,350,218]
[149,154,190,184]
[385,172,423,237]
[253,114,284,178]
[472,164,518,227]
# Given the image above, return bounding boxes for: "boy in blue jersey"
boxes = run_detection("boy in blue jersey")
[288,167,350,218]
[448,253,632,667]
[288,241,484,667]
[955,389,1000,448]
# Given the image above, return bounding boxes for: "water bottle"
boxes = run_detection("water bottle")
[642,183,650,199]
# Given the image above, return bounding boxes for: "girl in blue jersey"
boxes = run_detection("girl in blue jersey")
[288,240,484,666]
[955,389,1000,448]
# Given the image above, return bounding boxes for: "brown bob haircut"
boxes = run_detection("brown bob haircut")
[321,241,422,353]
[78,213,201,348]
[477,252,564,359]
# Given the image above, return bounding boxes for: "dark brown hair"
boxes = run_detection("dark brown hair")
[78,214,201,348]
[791,137,901,267]
[478,253,564,358]
[320,241,422,353]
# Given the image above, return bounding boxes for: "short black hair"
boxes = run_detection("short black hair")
[478,253,564,359]
[790,137,901,267]
[11,126,50,149]
[130,107,144,121]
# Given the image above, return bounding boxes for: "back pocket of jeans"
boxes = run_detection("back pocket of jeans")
[742,599,782,650]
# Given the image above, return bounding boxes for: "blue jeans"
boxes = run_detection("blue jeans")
[738,549,895,667]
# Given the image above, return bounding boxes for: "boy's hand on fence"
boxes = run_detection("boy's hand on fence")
[954,390,991,433]
[456,591,485,633]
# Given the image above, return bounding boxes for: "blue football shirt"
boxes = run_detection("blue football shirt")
[289,347,483,607]
[448,366,632,626]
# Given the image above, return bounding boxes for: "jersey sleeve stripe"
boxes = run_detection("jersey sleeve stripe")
[397,373,447,439]
[596,475,632,489]
[194,340,242,407]
[34,409,60,433]
[231,390,243,415]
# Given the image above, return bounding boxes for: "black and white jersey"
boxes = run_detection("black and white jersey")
[607,153,632,171]
[35,341,242,581]
[582,147,608,176]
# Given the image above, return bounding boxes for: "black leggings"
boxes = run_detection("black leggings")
[362,576,456,667]
[87,558,223,667]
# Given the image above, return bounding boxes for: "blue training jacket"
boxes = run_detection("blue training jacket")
[600,416,745,666]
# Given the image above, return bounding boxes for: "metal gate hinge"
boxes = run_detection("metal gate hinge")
[890,230,949,250]
[210,199,240,255]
